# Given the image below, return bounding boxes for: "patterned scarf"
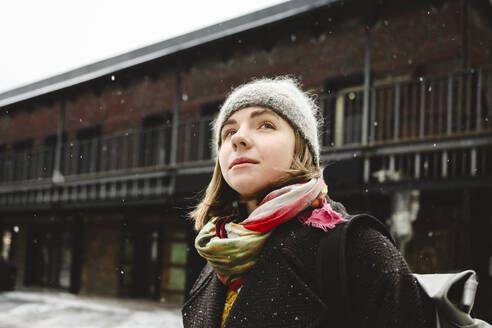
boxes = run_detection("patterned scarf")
[194,178,347,288]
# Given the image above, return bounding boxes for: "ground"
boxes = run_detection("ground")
[0,290,182,328]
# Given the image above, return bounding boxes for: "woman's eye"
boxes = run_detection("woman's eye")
[260,122,274,129]
[222,129,235,139]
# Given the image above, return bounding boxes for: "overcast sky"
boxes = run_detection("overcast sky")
[0,0,287,94]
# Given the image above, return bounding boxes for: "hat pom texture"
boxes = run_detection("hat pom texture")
[213,77,321,165]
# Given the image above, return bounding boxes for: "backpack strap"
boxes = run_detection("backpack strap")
[316,213,395,327]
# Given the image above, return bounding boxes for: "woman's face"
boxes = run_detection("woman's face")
[219,106,296,198]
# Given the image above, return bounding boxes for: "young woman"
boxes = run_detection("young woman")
[182,77,433,328]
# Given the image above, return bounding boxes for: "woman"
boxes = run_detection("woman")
[182,77,433,327]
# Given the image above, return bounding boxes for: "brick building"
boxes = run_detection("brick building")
[0,0,491,318]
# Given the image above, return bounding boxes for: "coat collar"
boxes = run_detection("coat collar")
[182,221,329,328]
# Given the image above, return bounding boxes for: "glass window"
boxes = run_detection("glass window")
[167,267,186,291]
[170,241,187,265]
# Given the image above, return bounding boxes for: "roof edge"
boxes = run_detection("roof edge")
[0,0,342,108]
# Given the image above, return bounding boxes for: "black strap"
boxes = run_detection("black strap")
[316,214,395,327]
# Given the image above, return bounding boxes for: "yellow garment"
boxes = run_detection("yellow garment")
[220,289,238,327]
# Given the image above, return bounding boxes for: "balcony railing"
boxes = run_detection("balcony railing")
[0,68,491,185]
[0,115,215,184]
[321,68,492,148]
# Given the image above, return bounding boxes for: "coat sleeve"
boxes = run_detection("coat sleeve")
[346,223,436,328]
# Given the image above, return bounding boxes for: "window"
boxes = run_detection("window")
[160,229,187,302]
[140,112,173,167]
[323,75,363,147]
[119,224,163,299]
[75,126,101,174]
[43,133,66,178]
[25,227,73,289]
[13,139,33,181]
[1,229,13,261]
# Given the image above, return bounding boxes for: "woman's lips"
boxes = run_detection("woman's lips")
[229,157,259,169]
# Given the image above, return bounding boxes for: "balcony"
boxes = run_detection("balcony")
[1,68,491,208]
[320,67,492,189]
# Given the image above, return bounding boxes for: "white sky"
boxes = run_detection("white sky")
[0,0,287,94]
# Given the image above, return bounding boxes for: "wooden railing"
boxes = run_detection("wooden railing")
[1,68,491,185]
[320,68,492,148]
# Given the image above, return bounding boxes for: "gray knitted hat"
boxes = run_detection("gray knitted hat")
[213,77,320,165]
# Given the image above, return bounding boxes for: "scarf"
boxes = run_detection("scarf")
[195,178,347,288]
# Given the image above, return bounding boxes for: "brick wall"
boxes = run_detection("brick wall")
[1,0,485,147]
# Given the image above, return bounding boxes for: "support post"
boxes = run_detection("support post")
[447,74,453,135]
[362,24,372,145]
[394,83,401,140]
[169,70,181,194]
[52,100,65,184]
[476,69,482,131]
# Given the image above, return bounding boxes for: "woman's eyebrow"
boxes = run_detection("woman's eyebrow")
[222,109,277,127]
[250,109,277,119]
[222,118,236,127]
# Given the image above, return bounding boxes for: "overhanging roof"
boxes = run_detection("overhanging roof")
[0,0,342,108]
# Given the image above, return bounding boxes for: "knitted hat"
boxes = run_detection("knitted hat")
[213,77,320,165]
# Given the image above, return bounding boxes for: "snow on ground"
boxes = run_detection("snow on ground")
[0,290,183,328]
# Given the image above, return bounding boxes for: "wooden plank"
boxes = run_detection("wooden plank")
[487,72,492,129]
[132,133,139,169]
[476,69,482,131]
[183,121,191,162]
[470,148,477,176]
[447,74,453,135]
[90,184,98,200]
[100,140,108,172]
[414,153,421,180]
[170,71,181,166]
[437,79,445,135]
[143,178,151,196]
[72,144,80,176]
[402,83,409,139]
[100,183,107,200]
[71,186,78,201]
[386,88,392,140]
[131,179,138,198]
[363,157,370,183]
[428,81,434,136]
[155,177,163,195]
[441,151,448,178]
[53,101,65,179]
[79,185,87,201]
[120,180,128,198]
[157,128,166,165]
[121,133,129,170]
[465,72,472,131]
[335,96,344,147]
[457,75,463,132]
[110,182,117,199]
[362,26,371,145]
[394,83,400,140]
[370,88,376,144]
[90,139,98,173]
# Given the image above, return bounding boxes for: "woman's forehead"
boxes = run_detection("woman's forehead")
[227,106,280,121]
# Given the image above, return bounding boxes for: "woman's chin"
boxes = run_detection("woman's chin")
[232,184,265,200]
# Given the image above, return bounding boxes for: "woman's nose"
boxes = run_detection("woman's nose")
[230,128,251,150]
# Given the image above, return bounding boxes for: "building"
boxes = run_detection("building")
[0,0,491,319]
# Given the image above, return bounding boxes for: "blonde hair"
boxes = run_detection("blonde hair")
[189,130,321,230]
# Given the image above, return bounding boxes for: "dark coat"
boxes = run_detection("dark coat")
[182,218,433,328]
